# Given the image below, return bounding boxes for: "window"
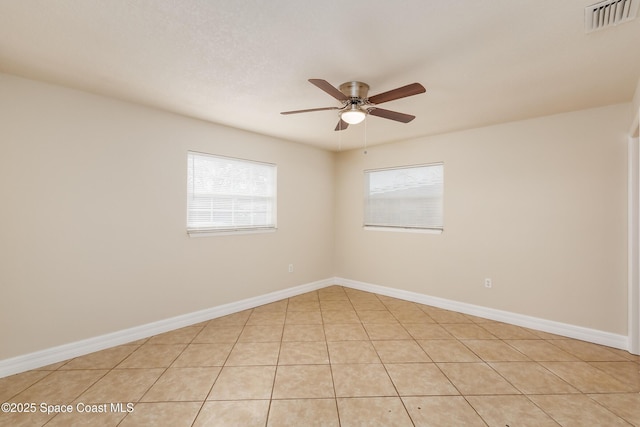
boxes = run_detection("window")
[187,151,277,235]
[364,163,443,232]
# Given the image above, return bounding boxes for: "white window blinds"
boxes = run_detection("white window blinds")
[187,151,277,233]
[364,163,443,230]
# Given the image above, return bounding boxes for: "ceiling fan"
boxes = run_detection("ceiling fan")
[281,79,426,131]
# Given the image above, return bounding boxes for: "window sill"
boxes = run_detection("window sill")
[363,226,443,235]
[188,228,277,238]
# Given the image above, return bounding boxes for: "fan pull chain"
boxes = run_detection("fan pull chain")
[363,114,368,155]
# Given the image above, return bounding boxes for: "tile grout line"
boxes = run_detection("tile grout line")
[318,289,343,427]
[263,297,288,427]
[192,307,253,426]
[371,292,419,427]
[182,320,230,427]
[116,322,203,425]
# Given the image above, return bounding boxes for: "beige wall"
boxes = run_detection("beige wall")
[0,73,335,359]
[335,103,630,335]
[0,71,633,361]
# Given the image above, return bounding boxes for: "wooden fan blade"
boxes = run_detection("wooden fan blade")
[367,83,426,105]
[309,79,349,101]
[334,118,349,131]
[368,107,415,123]
[281,106,339,115]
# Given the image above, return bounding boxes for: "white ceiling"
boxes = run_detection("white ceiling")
[1,0,639,151]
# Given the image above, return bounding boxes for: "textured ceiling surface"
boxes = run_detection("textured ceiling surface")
[1,0,639,150]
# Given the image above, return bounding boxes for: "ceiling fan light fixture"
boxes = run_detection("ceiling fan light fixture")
[341,107,366,124]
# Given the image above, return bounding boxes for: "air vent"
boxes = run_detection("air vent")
[585,0,639,32]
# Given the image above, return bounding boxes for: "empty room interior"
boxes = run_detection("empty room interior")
[1,1,640,426]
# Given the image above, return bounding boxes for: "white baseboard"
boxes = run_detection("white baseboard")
[335,277,629,351]
[1,276,630,379]
[0,278,333,379]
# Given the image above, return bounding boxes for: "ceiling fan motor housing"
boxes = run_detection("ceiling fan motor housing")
[339,81,370,104]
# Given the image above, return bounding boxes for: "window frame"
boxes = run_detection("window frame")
[363,162,444,234]
[187,151,277,237]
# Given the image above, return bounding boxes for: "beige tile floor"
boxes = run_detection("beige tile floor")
[1,285,640,426]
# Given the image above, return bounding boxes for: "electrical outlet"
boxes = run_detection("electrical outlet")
[288,264,294,273]
[484,278,492,288]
